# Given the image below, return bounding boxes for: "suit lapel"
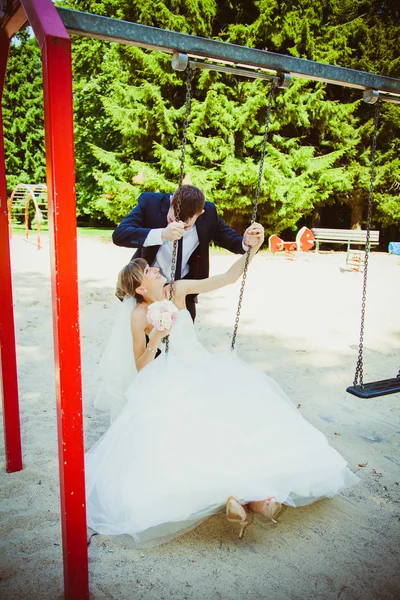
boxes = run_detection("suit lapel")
[195,213,209,249]
[158,194,170,228]
[193,214,210,279]
[140,195,169,266]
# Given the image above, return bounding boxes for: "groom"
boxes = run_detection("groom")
[113,185,264,320]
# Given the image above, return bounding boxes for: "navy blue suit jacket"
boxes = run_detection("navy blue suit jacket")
[112,192,245,280]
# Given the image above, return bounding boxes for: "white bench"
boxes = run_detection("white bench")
[311,228,380,253]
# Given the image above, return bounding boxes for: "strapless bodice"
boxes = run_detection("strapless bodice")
[166,309,206,358]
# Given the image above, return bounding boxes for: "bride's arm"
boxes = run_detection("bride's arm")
[131,310,166,372]
[177,237,264,297]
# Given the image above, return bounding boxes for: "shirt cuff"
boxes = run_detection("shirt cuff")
[143,228,164,247]
[242,240,249,252]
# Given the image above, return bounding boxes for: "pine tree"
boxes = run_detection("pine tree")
[221,0,400,231]
[72,0,362,232]
[3,30,45,193]
[5,1,398,234]
[58,0,218,222]
[329,0,400,230]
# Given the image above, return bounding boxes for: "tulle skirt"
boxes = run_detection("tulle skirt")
[85,351,359,546]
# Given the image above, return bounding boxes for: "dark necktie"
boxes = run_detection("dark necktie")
[174,237,183,281]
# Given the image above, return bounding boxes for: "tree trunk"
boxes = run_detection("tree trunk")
[311,208,321,228]
[349,194,363,230]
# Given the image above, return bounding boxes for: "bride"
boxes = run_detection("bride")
[86,236,359,546]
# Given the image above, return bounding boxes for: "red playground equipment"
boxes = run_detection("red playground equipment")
[1,2,87,598]
[8,183,48,249]
[268,226,315,258]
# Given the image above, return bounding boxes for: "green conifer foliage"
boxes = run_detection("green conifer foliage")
[3,30,45,192]
[68,0,367,231]
[3,1,399,235]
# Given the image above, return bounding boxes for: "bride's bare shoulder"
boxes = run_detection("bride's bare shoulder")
[131,303,148,328]
[172,281,188,310]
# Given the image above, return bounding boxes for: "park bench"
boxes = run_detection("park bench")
[311,228,379,252]
[311,228,380,271]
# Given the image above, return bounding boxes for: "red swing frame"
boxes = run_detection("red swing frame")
[0,1,88,598]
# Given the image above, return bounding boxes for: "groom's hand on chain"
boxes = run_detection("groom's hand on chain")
[162,221,185,242]
[243,222,265,247]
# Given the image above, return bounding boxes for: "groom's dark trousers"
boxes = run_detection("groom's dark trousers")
[113,192,246,320]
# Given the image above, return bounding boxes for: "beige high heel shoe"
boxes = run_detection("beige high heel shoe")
[226,496,254,539]
[249,496,282,524]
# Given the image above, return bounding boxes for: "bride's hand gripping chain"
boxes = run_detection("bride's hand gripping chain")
[175,229,265,299]
[243,222,265,248]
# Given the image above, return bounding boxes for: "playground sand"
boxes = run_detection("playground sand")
[1,233,400,600]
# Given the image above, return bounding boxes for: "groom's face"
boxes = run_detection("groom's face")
[168,197,204,230]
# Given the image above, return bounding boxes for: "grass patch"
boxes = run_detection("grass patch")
[9,223,42,233]
[77,227,114,241]
[10,223,114,241]
[10,225,270,252]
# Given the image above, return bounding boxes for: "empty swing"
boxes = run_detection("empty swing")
[347,99,400,399]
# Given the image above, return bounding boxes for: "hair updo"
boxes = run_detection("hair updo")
[116,258,147,302]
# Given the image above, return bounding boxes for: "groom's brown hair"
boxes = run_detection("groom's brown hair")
[171,185,205,223]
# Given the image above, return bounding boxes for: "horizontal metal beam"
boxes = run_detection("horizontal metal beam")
[57,7,400,96]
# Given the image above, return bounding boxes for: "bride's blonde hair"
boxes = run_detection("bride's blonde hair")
[116,258,148,302]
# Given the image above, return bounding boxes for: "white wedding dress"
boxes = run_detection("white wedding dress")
[86,306,359,546]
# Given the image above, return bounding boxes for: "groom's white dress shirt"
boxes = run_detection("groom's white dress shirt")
[144,227,249,282]
[143,226,199,280]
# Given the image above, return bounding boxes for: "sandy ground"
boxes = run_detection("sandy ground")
[1,232,400,600]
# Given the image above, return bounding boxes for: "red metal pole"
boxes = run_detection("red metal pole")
[19,1,89,598]
[40,25,90,600]
[0,31,23,474]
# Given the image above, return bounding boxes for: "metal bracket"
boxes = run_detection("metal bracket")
[172,52,189,72]
[276,72,291,89]
[363,89,380,104]
[363,88,400,105]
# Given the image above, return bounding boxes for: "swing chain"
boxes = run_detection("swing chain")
[251,81,276,226]
[169,66,193,283]
[353,100,381,388]
[231,81,277,352]
[166,67,193,353]
[178,66,193,190]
